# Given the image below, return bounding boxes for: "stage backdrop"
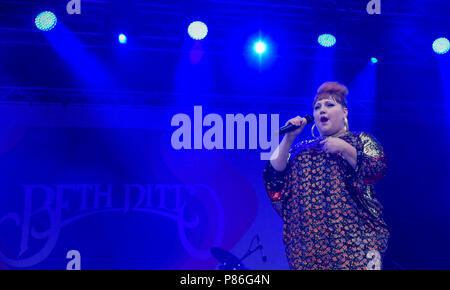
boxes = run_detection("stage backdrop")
[0,103,288,270]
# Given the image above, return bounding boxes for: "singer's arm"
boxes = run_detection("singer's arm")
[264,116,305,215]
[270,135,295,172]
[350,132,387,184]
[263,135,294,214]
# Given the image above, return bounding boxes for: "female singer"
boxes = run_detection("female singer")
[263,81,389,270]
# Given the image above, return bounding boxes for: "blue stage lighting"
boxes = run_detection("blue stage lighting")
[318,34,336,47]
[35,11,57,31]
[188,21,208,40]
[371,57,378,64]
[253,41,267,54]
[118,34,127,44]
[433,37,449,54]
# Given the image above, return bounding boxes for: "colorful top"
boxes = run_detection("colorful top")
[263,131,389,270]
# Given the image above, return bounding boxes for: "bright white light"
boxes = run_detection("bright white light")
[35,11,57,31]
[188,21,208,40]
[433,37,449,54]
[118,34,127,44]
[318,34,336,47]
[254,41,267,54]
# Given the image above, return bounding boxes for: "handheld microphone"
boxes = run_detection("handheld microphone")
[278,114,314,135]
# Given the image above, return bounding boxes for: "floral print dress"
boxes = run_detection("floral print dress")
[263,131,389,270]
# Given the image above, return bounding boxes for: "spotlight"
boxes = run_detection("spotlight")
[118,34,127,44]
[35,11,57,31]
[318,34,336,47]
[433,37,449,55]
[371,57,378,64]
[188,21,208,40]
[253,41,267,55]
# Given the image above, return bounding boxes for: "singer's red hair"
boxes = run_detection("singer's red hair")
[312,81,349,109]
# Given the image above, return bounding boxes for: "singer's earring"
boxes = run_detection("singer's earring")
[344,117,349,131]
[311,124,317,138]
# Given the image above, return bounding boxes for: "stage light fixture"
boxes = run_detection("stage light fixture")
[253,41,267,55]
[188,21,208,40]
[35,11,57,31]
[433,37,449,55]
[118,33,127,44]
[318,34,336,47]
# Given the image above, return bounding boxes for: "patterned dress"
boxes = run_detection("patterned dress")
[263,131,389,270]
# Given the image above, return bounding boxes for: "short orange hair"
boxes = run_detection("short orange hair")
[312,81,349,109]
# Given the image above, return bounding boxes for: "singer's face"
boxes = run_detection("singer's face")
[313,98,348,137]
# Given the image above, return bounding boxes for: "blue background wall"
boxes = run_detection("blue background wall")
[1,0,450,269]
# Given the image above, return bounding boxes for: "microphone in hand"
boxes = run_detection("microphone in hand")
[278,114,314,135]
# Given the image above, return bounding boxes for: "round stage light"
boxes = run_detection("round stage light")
[318,34,336,47]
[188,21,208,40]
[118,33,127,44]
[35,11,57,31]
[433,37,449,54]
[371,57,378,64]
[253,41,267,54]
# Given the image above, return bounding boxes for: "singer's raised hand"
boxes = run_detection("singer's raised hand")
[285,116,306,143]
[270,115,307,172]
